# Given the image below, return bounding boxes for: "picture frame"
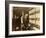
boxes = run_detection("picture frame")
[5,1,45,37]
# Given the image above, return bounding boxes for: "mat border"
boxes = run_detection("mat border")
[5,1,45,37]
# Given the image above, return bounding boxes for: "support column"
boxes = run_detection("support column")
[21,10,24,30]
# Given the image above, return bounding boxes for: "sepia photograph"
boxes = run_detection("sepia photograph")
[12,7,40,31]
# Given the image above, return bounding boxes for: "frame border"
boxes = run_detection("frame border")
[5,1,45,37]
